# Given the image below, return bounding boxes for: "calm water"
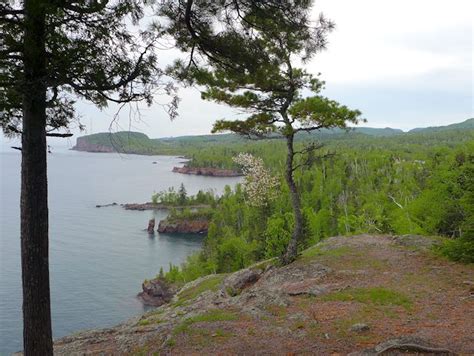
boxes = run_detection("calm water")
[0,149,241,355]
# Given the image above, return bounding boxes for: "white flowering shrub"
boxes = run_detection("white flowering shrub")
[233,153,279,207]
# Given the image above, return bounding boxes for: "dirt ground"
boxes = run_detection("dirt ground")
[53,235,474,355]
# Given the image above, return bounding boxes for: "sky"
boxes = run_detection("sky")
[2,0,473,147]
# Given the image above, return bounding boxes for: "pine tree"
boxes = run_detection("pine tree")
[161,0,362,263]
[1,1,169,353]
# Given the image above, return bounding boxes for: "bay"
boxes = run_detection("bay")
[0,149,241,355]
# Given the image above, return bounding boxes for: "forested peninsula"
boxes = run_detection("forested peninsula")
[72,118,473,164]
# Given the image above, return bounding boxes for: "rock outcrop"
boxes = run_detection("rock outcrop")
[147,219,155,234]
[122,202,210,211]
[50,234,473,355]
[137,278,177,307]
[172,166,242,177]
[157,219,208,234]
[222,267,264,296]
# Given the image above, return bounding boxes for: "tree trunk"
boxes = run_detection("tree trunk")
[282,132,303,264]
[21,0,53,354]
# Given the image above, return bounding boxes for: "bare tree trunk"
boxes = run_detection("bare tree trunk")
[282,132,303,264]
[21,0,53,354]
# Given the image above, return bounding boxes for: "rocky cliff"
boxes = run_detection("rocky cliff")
[72,136,115,153]
[157,219,209,234]
[172,166,242,177]
[48,234,474,355]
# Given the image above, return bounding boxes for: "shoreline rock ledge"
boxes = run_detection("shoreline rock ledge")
[157,219,208,234]
[172,166,242,177]
[137,278,177,307]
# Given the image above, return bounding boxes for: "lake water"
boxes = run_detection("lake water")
[0,149,241,355]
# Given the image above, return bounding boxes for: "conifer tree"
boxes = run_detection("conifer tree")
[1,1,168,353]
[161,0,362,263]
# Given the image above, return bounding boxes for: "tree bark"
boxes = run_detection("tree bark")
[21,0,53,354]
[282,131,303,264]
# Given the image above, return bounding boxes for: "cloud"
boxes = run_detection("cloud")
[2,0,472,145]
[313,0,472,85]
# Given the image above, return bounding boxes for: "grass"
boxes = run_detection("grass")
[173,274,227,307]
[136,315,163,327]
[137,319,150,326]
[322,287,412,310]
[251,257,278,271]
[173,309,239,335]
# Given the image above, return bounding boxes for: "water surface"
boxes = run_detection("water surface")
[0,149,240,355]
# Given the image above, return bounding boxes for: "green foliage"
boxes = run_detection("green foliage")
[164,254,216,285]
[166,208,214,223]
[74,119,473,167]
[1,2,165,135]
[137,319,150,326]
[173,274,227,307]
[158,127,473,283]
[151,186,216,207]
[437,238,474,263]
[264,214,292,258]
[216,236,258,273]
[178,183,187,205]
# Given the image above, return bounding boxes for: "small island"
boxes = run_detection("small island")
[136,185,215,234]
[151,186,213,234]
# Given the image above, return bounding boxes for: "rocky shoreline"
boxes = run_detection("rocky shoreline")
[172,166,242,177]
[137,278,177,307]
[94,202,210,211]
[72,137,115,153]
[157,219,209,234]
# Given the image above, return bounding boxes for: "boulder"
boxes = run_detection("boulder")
[350,323,370,332]
[349,336,455,355]
[137,278,176,307]
[223,268,263,296]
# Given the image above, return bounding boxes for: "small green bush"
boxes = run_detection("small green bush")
[437,237,474,263]
[173,309,238,335]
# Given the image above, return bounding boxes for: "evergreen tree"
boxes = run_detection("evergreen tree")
[178,183,187,205]
[1,1,168,353]
[162,0,362,263]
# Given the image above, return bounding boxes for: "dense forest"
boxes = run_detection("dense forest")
[147,123,474,284]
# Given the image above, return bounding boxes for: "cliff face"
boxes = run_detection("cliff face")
[157,219,209,234]
[72,137,115,153]
[49,234,474,355]
[172,166,242,177]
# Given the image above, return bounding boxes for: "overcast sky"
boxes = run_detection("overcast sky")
[2,0,473,147]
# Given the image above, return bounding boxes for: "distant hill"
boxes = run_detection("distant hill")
[72,118,473,155]
[409,118,474,133]
[353,127,403,136]
[73,131,161,154]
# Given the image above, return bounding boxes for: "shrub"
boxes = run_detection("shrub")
[437,237,474,263]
